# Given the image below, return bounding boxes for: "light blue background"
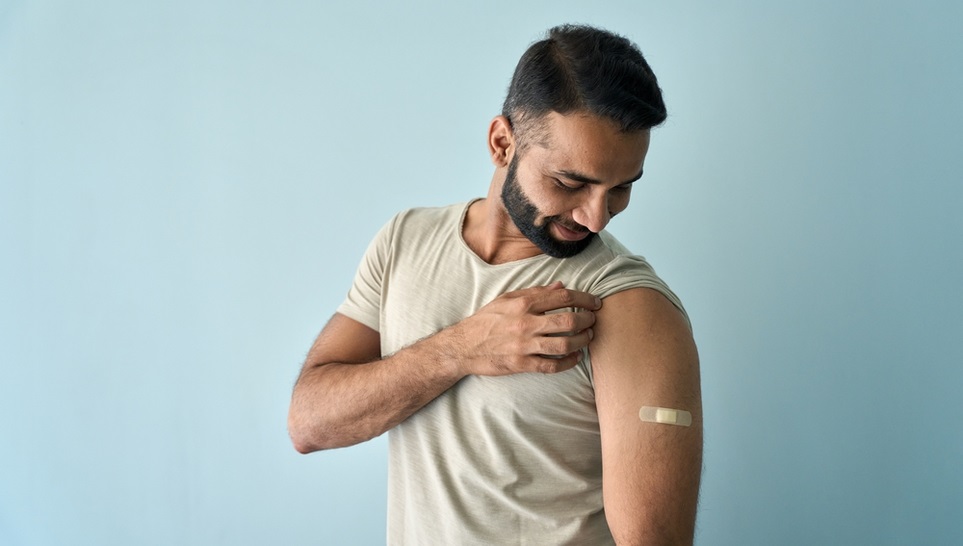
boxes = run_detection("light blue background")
[2,1,961,544]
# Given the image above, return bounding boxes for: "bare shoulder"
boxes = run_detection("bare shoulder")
[596,286,690,335]
[591,287,698,390]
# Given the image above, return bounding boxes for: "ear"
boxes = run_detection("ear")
[487,115,515,168]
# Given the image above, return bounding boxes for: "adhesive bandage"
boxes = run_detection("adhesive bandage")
[639,406,692,427]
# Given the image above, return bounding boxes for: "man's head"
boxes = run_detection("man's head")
[493,25,664,258]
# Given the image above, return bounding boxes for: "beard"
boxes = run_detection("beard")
[500,156,596,259]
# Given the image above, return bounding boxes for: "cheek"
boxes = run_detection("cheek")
[609,190,631,215]
[520,175,569,216]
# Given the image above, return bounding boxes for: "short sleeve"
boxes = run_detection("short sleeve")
[587,237,690,329]
[336,215,396,332]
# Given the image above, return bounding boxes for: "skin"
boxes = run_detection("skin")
[288,111,702,545]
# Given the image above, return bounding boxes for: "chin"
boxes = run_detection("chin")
[535,232,596,259]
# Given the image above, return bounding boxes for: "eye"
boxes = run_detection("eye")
[611,183,633,194]
[553,178,583,192]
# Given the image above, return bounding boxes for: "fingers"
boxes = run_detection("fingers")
[533,350,585,374]
[535,327,594,357]
[537,309,596,336]
[526,283,602,314]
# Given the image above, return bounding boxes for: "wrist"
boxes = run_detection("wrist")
[430,324,472,381]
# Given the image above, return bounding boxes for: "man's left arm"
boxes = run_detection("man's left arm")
[591,287,703,546]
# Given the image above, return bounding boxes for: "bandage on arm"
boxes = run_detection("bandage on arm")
[639,406,692,427]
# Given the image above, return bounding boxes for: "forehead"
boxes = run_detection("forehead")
[524,112,651,183]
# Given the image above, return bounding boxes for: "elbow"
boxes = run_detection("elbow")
[287,409,322,454]
[288,406,351,453]
[290,434,318,455]
[292,440,319,455]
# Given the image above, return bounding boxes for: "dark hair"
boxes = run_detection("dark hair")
[501,24,666,147]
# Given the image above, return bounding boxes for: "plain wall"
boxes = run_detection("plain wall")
[2,1,961,544]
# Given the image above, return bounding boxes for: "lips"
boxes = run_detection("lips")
[552,220,591,241]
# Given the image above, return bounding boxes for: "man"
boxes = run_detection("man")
[289,24,702,545]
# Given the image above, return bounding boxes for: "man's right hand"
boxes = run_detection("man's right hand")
[444,281,601,377]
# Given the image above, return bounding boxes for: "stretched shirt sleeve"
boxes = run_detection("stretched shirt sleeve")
[588,233,690,329]
[336,215,396,333]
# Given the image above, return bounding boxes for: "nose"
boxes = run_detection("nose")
[572,193,611,233]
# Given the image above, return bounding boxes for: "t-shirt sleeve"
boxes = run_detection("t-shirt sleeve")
[335,215,396,332]
[590,254,690,328]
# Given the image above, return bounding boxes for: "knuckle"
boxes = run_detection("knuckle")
[556,289,577,307]
[560,338,577,354]
[538,359,560,374]
[508,318,528,335]
[549,313,574,332]
[562,314,580,332]
[514,296,536,314]
[544,338,570,356]
[533,337,553,355]
[542,355,577,374]
[567,314,584,332]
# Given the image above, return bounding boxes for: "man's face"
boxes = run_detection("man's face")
[501,155,594,258]
[499,112,651,259]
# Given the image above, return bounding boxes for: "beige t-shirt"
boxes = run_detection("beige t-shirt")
[337,201,686,545]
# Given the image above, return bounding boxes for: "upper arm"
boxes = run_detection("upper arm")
[301,312,382,372]
[590,287,702,545]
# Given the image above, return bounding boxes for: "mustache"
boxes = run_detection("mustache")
[550,217,590,234]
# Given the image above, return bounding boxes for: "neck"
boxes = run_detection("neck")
[463,176,543,265]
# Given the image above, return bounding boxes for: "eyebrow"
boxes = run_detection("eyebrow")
[556,167,645,187]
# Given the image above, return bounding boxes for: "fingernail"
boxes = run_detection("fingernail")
[588,328,595,340]
[594,297,602,308]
